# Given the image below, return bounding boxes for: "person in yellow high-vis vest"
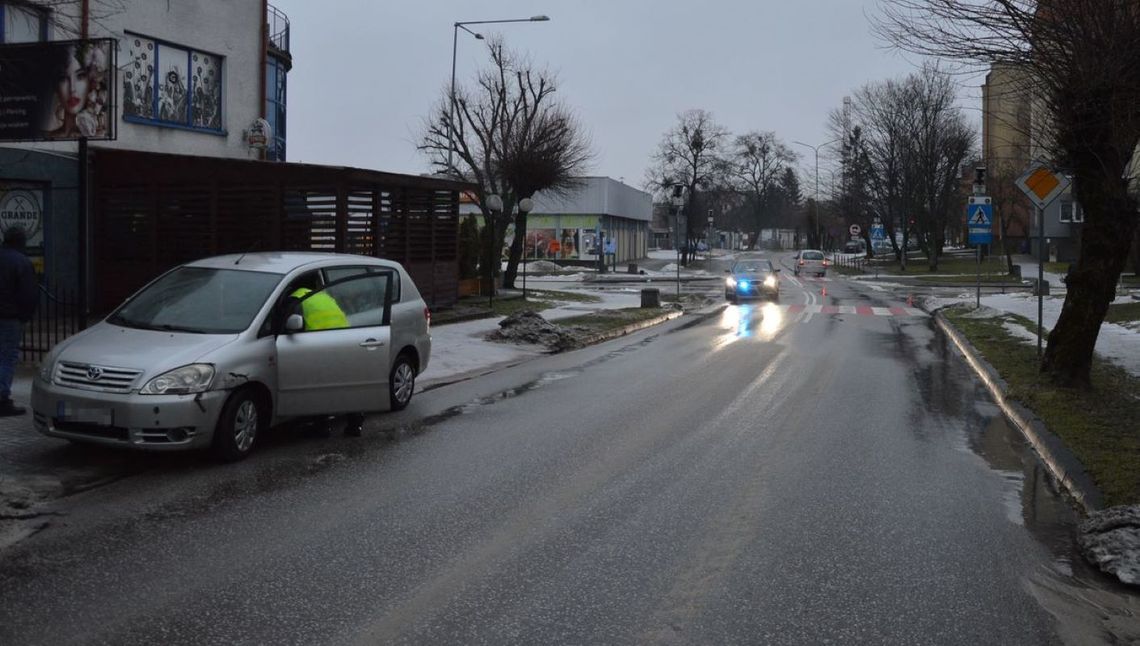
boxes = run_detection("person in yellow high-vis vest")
[289,287,363,435]
[290,287,349,330]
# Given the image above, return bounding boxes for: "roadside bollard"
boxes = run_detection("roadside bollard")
[641,288,661,308]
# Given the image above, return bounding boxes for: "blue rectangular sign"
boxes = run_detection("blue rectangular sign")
[967,202,993,245]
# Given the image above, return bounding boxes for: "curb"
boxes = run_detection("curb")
[576,308,685,347]
[933,309,1103,514]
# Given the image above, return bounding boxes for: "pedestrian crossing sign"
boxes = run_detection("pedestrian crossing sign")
[969,206,992,226]
[967,196,993,245]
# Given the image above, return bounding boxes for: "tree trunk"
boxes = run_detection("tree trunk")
[1131,225,1140,276]
[999,210,1015,274]
[479,213,497,296]
[1042,157,1139,388]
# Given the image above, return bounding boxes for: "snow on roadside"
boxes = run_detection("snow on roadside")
[421,289,650,388]
[929,291,1140,378]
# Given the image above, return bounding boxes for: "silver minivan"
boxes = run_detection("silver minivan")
[31,252,431,460]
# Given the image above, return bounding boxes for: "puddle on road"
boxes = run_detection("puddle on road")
[911,318,1140,643]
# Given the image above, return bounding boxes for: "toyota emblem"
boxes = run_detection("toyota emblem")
[86,366,104,381]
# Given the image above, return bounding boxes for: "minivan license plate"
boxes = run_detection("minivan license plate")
[56,401,114,425]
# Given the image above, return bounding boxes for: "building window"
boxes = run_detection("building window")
[1060,200,1084,224]
[123,33,223,133]
[0,3,47,43]
[265,56,287,161]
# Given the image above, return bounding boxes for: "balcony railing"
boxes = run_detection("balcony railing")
[267,4,290,54]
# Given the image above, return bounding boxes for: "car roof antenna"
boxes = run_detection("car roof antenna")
[234,240,263,265]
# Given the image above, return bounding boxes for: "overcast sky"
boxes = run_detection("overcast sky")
[272,0,966,192]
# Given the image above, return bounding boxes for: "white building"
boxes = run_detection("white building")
[0,0,291,292]
[524,177,653,264]
[0,0,289,160]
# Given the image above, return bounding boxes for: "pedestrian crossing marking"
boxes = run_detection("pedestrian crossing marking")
[778,304,927,318]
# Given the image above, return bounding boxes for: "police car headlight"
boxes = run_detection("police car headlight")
[140,364,215,395]
[725,276,737,287]
[764,276,778,288]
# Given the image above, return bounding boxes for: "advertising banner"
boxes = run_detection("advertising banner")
[0,38,115,142]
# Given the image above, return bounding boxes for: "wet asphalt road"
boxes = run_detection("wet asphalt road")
[1,252,1136,645]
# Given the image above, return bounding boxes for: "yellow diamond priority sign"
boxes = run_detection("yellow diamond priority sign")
[1016,161,1071,208]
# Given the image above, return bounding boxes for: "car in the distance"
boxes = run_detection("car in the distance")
[32,252,431,461]
[725,259,780,302]
[794,249,829,277]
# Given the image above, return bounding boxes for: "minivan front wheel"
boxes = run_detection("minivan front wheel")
[390,355,416,411]
[212,389,264,461]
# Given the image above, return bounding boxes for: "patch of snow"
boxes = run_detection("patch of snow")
[959,305,1006,319]
[527,273,588,282]
[1002,320,1039,345]
[1079,506,1140,587]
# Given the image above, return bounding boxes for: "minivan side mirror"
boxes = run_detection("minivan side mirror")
[724,269,731,273]
[285,314,305,333]
[773,268,781,273]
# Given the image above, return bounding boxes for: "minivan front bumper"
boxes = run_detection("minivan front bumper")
[31,378,229,451]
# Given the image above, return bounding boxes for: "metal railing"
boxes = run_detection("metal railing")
[20,286,84,364]
[830,253,870,274]
[267,4,290,54]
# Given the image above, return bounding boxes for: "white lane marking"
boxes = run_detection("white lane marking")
[838,305,856,315]
[871,307,892,316]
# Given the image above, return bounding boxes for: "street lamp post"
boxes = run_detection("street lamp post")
[793,138,840,250]
[447,15,550,173]
[518,197,534,300]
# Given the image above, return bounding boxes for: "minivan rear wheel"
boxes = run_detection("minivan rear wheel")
[390,354,416,411]
[212,389,264,462]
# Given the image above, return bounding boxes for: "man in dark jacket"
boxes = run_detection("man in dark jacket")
[0,226,37,416]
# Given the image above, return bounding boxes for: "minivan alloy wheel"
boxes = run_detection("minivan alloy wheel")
[393,362,414,406]
[233,400,258,452]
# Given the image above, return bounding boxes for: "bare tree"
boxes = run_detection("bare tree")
[904,66,976,271]
[419,39,592,290]
[645,109,731,265]
[877,1,1140,387]
[838,67,974,269]
[729,131,798,249]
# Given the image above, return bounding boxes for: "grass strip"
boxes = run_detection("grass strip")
[915,274,1026,285]
[557,307,672,335]
[1105,302,1140,325]
[944,305,1140,506]
[871,256,1012,277]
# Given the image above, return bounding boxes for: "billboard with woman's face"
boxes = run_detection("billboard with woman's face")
[0,39,115,142]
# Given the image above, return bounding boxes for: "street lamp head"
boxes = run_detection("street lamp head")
[475,33,484,39]
[518,197,535,213]
[530,15,550,21]
[485,194,504,212]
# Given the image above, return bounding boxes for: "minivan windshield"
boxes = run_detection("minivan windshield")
[803,251,825,260]
[108,267,283,334]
